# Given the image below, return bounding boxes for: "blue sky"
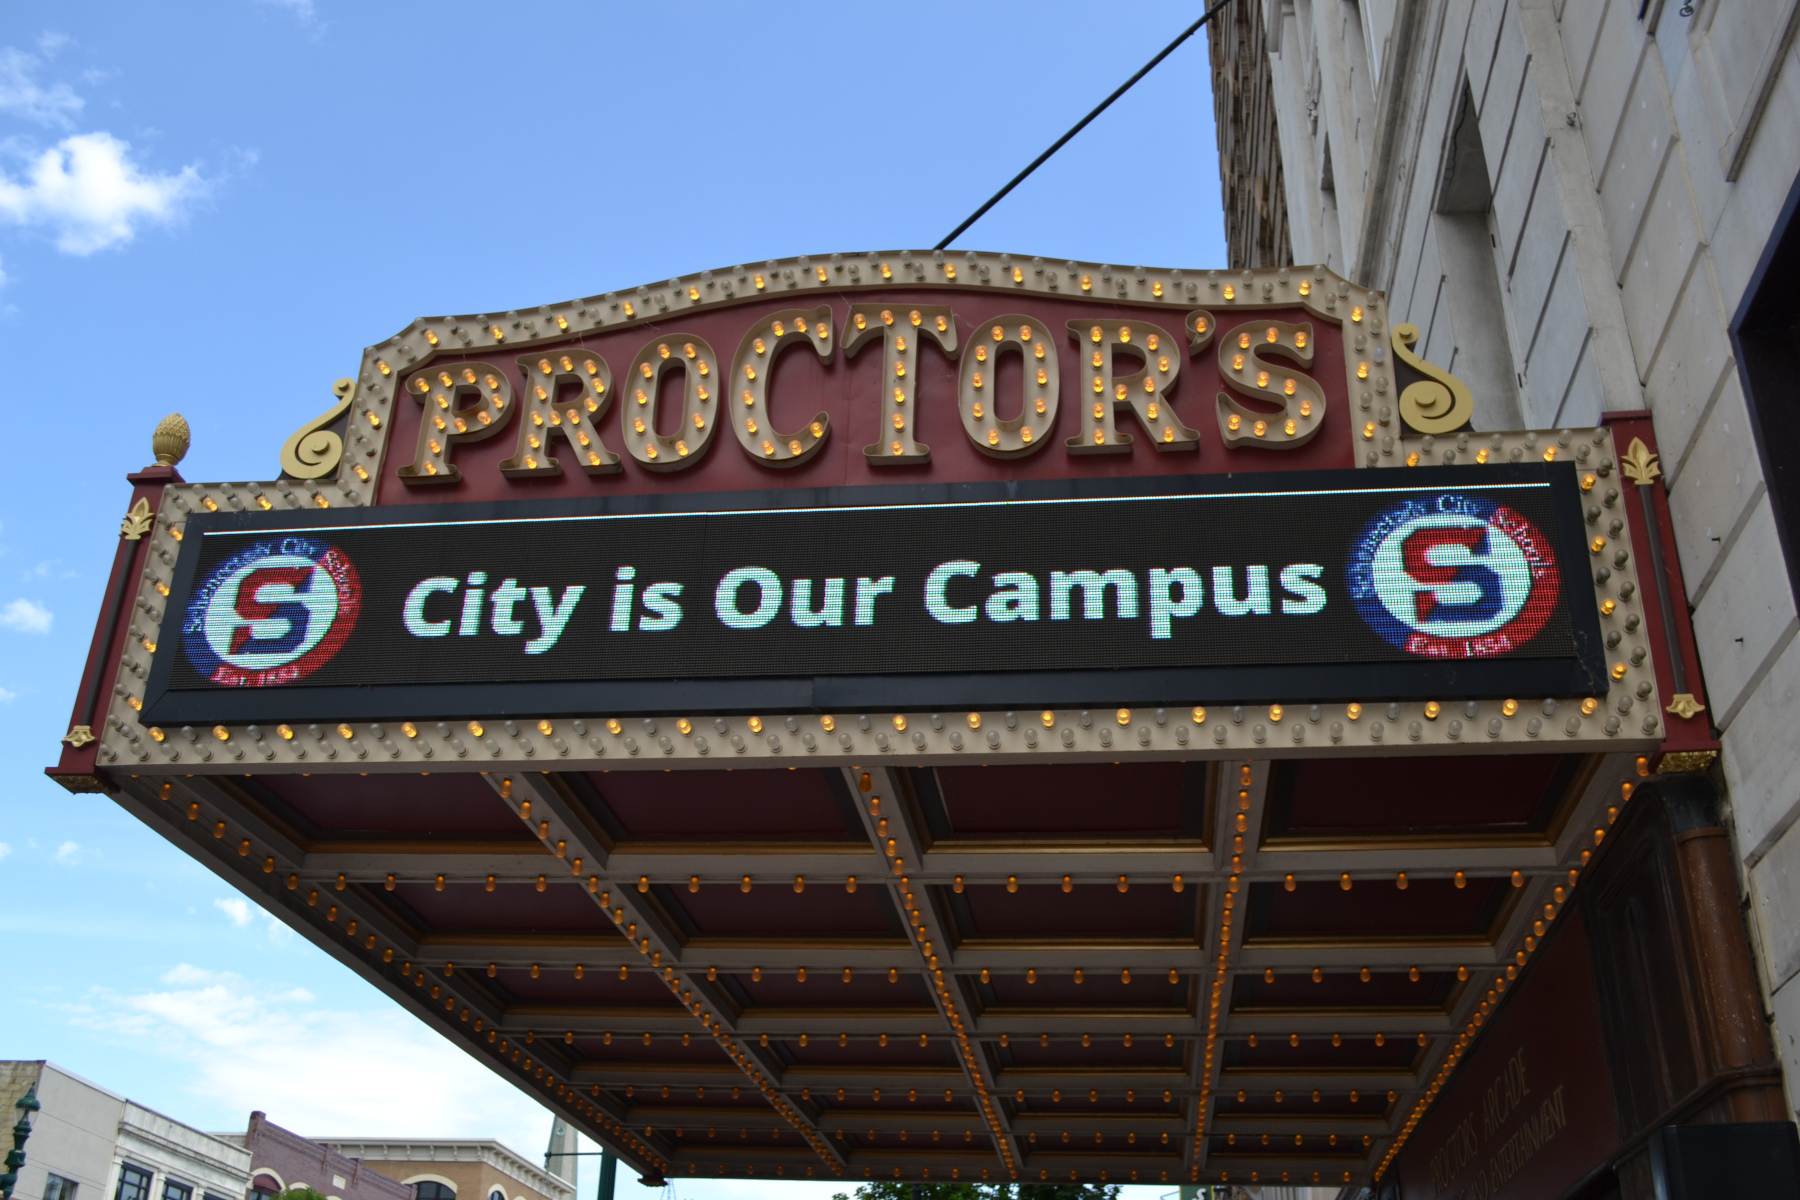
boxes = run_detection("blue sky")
[0,1,1224,1194]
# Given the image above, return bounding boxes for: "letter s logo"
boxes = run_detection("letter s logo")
[184,539,361,686]
[1399,526,1503,625]
[1349,495,1560,658]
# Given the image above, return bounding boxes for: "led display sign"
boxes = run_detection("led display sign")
[142,464,1604,724]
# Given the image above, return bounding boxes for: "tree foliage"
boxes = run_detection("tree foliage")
[275,1188,330,1200]
[833,1182,1121,1200]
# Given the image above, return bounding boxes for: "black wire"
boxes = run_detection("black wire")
[934,0,1240,250]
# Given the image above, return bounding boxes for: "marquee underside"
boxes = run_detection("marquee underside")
[110,745,1630,1189]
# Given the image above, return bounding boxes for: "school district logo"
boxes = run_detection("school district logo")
[1349,494,1559,658]
[183,538,362,686]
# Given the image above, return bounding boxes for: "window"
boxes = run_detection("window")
[116,1166,152,1200]
[415,1185,455,1200]
[162,1182,192,1200]
[46,1176,79,1200]
[1431,78,1525,429]
[1733,167,1800,604]
[488,1190,505,1200]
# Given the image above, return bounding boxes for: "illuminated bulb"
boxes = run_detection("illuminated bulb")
[1232,354,1245,371]
[1223,285,1235,299]
[1352,305,1364,322]
[1228,413,1241,431]
[1253,420,1267,436]
[1357,362,1370,379]
[1284,419,1296,434]
[1256,371,1270,388]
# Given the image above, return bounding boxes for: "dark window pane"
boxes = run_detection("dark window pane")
[117,1166,152,1200]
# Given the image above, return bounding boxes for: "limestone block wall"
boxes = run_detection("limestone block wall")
[1218,0,1800,1117]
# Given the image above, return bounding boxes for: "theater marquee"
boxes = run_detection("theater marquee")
[51,253,1728,1193]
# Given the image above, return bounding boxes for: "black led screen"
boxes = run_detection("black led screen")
[143,465,1606,723]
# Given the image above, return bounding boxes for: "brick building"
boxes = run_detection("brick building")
[309,1141,569,1200]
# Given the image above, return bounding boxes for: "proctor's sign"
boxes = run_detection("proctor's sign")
[142,466,1605,724]
[316,258,1406,509]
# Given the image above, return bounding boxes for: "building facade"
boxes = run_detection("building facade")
[1207,0,1800,1194]
[310,1140,569,1200]
[0,1063,251,1200]
[226,1113,413,1200]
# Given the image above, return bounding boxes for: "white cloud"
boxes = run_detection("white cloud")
[249,0,319,24]
[0,687,16,702]
[213,897,252,927]
[0,597,51,633]
[0,44,83,128]
[53,840,81,863]
[78,966,555,1154]
[0,132,206,255]
[0,843,11,859]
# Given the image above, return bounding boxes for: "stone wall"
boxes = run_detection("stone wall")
[1208,0,1800,1124]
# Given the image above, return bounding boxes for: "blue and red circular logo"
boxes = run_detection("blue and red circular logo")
[182,538,361,686]
[1349,494,1560,658]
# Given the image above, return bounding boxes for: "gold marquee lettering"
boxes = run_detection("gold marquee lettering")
[394,300,1331,487]
[1216,317,1325,448]
[958,315,1060,459]
[399,363,516,485]
[728,305,835,468]
[499,351,621,478]
[846,303,957,465]
[1064,318,1195,455]
[620,334,720,472]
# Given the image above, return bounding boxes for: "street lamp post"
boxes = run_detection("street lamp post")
[0,1084,40,1200]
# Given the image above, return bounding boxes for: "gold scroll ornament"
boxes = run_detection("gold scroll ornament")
[1392,324,1474,435]
[280,378,357,479]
